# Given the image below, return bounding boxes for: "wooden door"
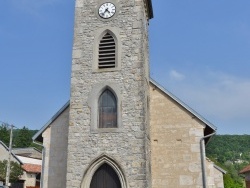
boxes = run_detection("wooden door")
[90,163,121,188]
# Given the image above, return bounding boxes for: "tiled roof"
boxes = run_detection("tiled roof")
[240,164,250,174]
[22,164,41,173]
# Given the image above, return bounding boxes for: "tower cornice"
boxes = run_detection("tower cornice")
[145,0,153,19]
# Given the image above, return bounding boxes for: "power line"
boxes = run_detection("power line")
[0,120,19,129]
[0,120,10,126]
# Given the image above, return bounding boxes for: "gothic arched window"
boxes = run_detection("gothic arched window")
[90,163,121,188]
[99,89,117,128]
[98,32,116,69]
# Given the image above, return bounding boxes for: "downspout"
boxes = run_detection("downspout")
[33,141,45,188]
[200,132,216,188]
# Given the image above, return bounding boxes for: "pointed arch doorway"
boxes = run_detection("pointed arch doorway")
[81,155,127,188]
[90,163,121,188]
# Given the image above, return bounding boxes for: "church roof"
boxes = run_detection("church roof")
[33,79,216,143]
[150,79,217,133]
[32,101,70,143]
[206,158,227,174]
[214,164,227,174]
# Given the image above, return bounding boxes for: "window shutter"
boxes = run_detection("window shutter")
[98,33,116,69]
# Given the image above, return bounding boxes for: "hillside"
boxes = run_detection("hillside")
[206,135,250,188]
[0,125,40,150]
[206,135,250,163]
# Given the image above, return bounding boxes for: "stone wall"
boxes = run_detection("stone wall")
[22,172,37,187]
[206,159,215,187]
[150,84,205,188]
[206,159,224,188]
[42,107,69,188]
[42,126,50,188]
[213,167,224,188]
[206,153,224,188]
[67,0,151,187]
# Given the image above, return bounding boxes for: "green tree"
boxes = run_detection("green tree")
[206,135,250,187]
[0,124,10,146]
[224,174,234,188]
[0,160,23,182]
[13,126,32,148]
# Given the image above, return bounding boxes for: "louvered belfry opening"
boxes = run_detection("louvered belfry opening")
[98,32,116,69]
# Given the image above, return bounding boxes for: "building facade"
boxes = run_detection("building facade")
[33,0,225,188]
[67,0,152,187]
[0,142,42,188]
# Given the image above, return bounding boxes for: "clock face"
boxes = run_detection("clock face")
[99,2,116,19]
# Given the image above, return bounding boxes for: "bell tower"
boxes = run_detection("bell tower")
[67,0,153,187]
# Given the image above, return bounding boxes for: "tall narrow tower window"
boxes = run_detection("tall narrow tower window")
[98,33,116,69]
[99,89,117,128]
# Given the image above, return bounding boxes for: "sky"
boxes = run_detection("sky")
[0,0,250,134]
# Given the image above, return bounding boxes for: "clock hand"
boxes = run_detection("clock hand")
[105,8,110,13]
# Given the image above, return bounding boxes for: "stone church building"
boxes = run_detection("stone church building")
[33,0,224,187]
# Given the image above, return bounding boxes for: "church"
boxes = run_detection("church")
[33,0,225,187]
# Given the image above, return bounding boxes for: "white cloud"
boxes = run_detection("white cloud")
[169,70,185,81]
[152,69,250,133]
[171,71,250,121]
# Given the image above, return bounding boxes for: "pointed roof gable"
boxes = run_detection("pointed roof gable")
[32,101,70,143]
[150,79,217,138]
[0,141,23,164]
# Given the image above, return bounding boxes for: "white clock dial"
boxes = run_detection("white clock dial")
[99,2,116,19]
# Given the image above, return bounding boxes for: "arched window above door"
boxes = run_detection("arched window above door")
[98,89,117,128]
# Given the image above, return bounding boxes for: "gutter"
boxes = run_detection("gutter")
[33,141,45,188]
[200,132,216,188]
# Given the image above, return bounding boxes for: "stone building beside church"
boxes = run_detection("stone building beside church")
[33,0,224,187]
